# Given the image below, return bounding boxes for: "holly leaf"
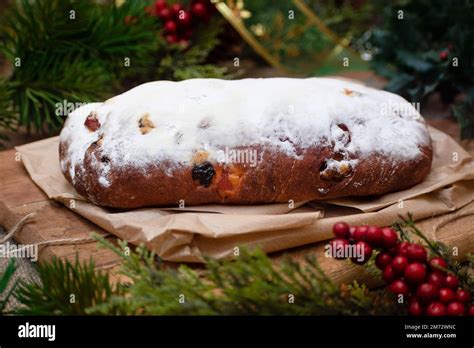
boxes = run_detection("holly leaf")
[396,50,433,73]
[453,90,474,139]
[384,73,415,94]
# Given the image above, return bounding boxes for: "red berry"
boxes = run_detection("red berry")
[177,10,192,26]
[427,271,445,288]
[158,7,172,20]
[426,302,446,316]
[416,283,438,302]
[391,255,409,275]
[165,34,178,44]
[348,226,356,240]
[84,113,100,131]
[468,304,474,316]
[375,252,392,270]
[381,227,398,249]
[406,244,427,263]
[353,226,368,241]
[387,245,398,256]
[170,3,183,16]
[382,265,395,283]
[404,262,426,284]
[351,241,373,265]
[192,2,207,17]
[329,238,349,260]
[183,28,193,40]
[366,226,383,247]
[445,274,459,289]
[397,241,411,257]
[455,289,471,303]
[429,257,448,272]
[155,0,167,12]
[164,20,177,32]
[389,279,410,296]
[407,298,424,316]
[332,222,350,239]
[439,50,449,60]
[446,302,465,316]
[438,288,455,303]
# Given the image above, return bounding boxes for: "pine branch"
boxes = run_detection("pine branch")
[14,256,125,315]
[0,79,16,148]
[0,0,159,133]
[0,258,17,314]
[8,216,473,315]
[91,236,399,316]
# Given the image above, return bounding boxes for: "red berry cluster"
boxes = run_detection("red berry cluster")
[331,222,474,316]
[146,0,215,44]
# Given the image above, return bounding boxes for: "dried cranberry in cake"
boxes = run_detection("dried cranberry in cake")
[192,161,215,187]
[138,113,155,134]
[217,165,243,199]
[84,112,100,132]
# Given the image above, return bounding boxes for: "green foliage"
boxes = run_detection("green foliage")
[0,0,225,141]
[0,79,15,148]
[3,215,473,316]
[453,89,474,139]
[4,238,400,316]
[369,0,474,138]
[156,20,227,80]
[0,0,159,134]
[0,258,17,314]
[14,256,125,315]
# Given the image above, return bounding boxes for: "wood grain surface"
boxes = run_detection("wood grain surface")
[1,122,473,286]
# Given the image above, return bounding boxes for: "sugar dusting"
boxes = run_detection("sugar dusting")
[59,78,431,185]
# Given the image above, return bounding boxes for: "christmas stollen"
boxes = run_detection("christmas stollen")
[59,78,433,209]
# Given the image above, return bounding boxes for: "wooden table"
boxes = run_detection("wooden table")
[1,121,474,287]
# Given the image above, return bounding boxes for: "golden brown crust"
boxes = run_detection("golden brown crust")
[59,137,433,209]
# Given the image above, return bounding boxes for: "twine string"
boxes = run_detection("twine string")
[431,205,474,234]
[0,212,109,255]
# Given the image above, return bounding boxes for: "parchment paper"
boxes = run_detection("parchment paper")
[16,126,474,262]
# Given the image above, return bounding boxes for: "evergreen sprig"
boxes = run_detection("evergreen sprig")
[0,0,226,142]
[14,256,125,315]
[0,0,159,133]
[0,79,16,148]
[0,258,17,314]
[6,214,473,315]
[17,236,398,316]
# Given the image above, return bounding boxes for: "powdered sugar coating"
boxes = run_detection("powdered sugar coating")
[59,78,431,185]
